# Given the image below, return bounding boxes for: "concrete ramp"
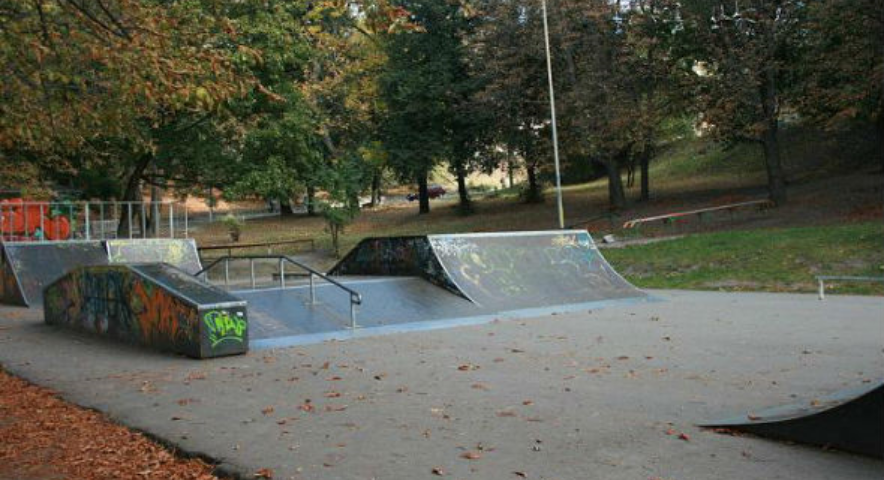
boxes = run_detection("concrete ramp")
[330,230,646,311]
[702,382,884,458]
[1,242,109,307]
[44,263,247,358]
[428,231,645,310]
[0,239,202,307]
[106,239,202,274]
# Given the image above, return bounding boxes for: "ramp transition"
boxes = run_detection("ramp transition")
[44,263,247,358]
[0,239,201,307]
[330,230,647,311]
[702,382,884,458]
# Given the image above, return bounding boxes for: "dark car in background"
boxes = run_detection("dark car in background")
[407,184,446,201]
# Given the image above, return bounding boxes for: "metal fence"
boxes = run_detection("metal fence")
[0,201,189,242]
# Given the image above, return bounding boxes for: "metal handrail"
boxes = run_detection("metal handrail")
[815,275,884,300]
[196,254,363,329]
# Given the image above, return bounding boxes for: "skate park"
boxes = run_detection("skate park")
[1,201,882,480]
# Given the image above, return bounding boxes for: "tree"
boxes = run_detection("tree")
[380,0,480,214]
[471,0,551,204]
[0,0,246,155]
[680,0,806,205]
[798,0,884,172]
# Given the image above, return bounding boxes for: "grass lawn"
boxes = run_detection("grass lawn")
[604,222,884,295]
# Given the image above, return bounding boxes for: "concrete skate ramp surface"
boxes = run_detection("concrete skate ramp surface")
[429,231,646,310]
[1,241,109,306]
[0,239,203,307]
[106,239,202,274]
[330,230,646,311]
[702,381,884,458]
[237,277,485,347]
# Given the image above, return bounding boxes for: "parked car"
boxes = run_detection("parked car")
[407,185,446,202]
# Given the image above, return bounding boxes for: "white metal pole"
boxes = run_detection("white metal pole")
[542,0,565,229]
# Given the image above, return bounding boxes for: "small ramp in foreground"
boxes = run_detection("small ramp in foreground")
[44,263,247,358]
[701,382,884,458]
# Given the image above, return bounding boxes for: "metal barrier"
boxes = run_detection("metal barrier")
[198,239,315,260]
[622,199,774,229]
[0,201,188,242]
[816,275,884,300]
[197,255,362,329]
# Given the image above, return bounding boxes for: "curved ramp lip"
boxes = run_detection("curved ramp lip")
[699,381,884,427]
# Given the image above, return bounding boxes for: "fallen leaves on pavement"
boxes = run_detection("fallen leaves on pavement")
[0,368,221,480]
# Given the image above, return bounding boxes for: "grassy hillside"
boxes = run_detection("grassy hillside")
[604,222,884,295]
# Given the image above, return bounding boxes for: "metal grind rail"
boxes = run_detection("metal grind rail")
[816,275,884,300]
[197,255,363,329]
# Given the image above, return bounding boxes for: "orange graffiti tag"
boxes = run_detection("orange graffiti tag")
[131,280,195,344]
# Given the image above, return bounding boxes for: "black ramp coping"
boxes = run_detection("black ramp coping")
[428,230,646,311]
[237,277,485,340]
[106,239,202,274]
[701,381,884,458]
[0,241,109,306]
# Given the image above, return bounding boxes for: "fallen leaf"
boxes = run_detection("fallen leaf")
[513,471,527,478]
[461,451,482,460]
[678,433,690,441]
[432,467,446,476]
[254,467,274,478]
[261,406,275,415]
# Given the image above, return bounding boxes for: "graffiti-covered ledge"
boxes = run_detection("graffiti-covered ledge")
[44,263,248,359]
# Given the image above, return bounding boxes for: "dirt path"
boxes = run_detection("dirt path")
[0,369,223,480]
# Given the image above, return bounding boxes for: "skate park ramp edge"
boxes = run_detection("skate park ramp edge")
[0,239,202,307]
[700,381,884,458]
[329,230,649,311]
[44,263,247,359]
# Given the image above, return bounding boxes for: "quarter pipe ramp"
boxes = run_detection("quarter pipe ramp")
[702,381,884,458]
[330,230,647,311]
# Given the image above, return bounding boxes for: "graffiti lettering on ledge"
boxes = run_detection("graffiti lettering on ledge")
[203,310,247,348]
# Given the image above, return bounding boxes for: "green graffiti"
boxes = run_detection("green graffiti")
[203,310,247,348]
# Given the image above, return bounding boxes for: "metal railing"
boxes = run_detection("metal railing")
[816,275,884,300]
[0,200,188,242]
[197,254,363,329]
[622,199,774,229]
[198,238,315,261]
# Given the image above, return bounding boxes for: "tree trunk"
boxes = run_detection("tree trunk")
[877,113,884,173]
[417,172,430,214]
[306,185,316,216]
[760,67,787,205]
[455,162,472,214]
[640,148,650,202]
[508,160,515,188]
[369,172,381,207]
[525,164,542,203]
[604,160,626,210]
[117,154,152,237]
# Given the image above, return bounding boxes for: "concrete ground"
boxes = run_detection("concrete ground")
[1,290,882,480]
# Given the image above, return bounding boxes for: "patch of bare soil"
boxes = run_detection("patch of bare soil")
[0,369,221,480]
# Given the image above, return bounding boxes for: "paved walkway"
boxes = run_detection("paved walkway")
[1,290,882,480]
